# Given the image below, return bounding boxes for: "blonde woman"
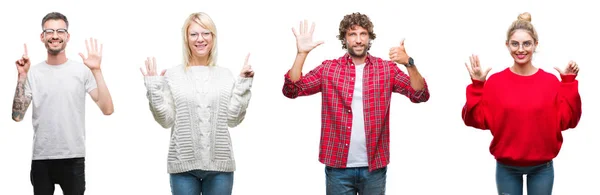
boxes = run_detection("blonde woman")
[462,12,581,195]
[141,12,254,195]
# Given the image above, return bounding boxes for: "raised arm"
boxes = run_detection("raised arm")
[12,44,32,122]
[227,53,254,127]
[389,39,429,103]
[553,61,582,130]
[461,54,492,130]
[141,57,175,129]
[390,65,429,103]
[80,38,114,115]
[282,20,324,99]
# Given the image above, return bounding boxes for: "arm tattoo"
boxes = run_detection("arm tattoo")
[12,78,31,122]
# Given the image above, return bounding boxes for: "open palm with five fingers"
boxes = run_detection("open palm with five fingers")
[240,53,254,78]
[79,37,103,71]
[465,54,492,81]
[15,44,30,75]
[292,20,324,54]
[140,57,166,77]
[554,60,579,76]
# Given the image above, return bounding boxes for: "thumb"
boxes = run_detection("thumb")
[79,53,85,61]
[553,67,561,73]
[484,67,492,76]
[160,70,167,76]
[315,41,324,47]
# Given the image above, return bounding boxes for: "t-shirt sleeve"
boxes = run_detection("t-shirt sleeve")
[24,71,33,98]
[84,68,97,93]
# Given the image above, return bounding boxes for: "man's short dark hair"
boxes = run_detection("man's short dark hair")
[42,12,68,29]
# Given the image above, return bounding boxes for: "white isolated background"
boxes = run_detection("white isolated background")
[0,0,598,194]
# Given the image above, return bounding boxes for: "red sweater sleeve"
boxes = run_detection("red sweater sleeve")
[556,75,582,130]
[462,79,490,130]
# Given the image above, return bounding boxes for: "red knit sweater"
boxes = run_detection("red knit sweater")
[462,68,582,166]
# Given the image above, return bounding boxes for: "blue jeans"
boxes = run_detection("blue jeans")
[496,160,554,195]
[325,166,387,195]
[169,169,234,195]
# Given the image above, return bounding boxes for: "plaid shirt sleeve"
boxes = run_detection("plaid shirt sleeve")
[282,63,325,99]
[391,64,430,103]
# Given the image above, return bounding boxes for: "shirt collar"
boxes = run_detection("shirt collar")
[342,52,373,66]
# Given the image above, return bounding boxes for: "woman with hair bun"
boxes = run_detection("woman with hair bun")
[461,12,582,195]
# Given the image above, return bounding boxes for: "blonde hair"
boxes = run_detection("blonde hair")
[506,12,538,42]
[182,12,218,68]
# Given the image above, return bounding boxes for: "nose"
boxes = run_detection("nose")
[50,31,60,39]
[517,45,525,53]
[355,38,362,44]
[194,35,206,43]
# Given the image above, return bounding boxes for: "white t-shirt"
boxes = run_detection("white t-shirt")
[24,59,97,160]
[346,63,368,167]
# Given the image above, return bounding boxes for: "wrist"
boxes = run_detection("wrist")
[560,74,576,83]
[297,51,309,56]
[403,57,414,67]
[18,73,27,80]
[91,68,102,74]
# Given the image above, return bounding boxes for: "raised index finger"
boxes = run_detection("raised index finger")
[244,53,250,66]
[23,43,28,56]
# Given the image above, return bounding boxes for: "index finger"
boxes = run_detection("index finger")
[400,38,405,46]
[244,53,250,65]
[23,43,28,56]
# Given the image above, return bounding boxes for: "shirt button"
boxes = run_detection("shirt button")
[351,77,354,80]
[347,110,351,113]
[345,144,349,146]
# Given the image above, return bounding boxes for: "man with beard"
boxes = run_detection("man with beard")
[282,12,430,194]
[11,12,114,195]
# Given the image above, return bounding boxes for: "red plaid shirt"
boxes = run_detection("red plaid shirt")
[283,53,430,171]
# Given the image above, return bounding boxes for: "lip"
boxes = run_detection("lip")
[194,44,207,50]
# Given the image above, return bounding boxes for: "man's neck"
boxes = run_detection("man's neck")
[350,55,367,65]
[46,52,68,65]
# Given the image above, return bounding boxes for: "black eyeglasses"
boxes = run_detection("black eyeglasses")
[42,28,68,36]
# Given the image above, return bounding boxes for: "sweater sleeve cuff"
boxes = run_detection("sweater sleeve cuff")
[471,79,485,88]
[236,77,253,90]
[145,76,165,90]
[560,74,577,83]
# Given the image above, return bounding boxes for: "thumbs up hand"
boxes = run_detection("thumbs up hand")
[389,38,410,65]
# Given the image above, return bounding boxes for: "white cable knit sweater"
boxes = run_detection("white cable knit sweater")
[144,64,252,174]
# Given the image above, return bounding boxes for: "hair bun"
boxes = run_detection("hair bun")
[517,12,532,22]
